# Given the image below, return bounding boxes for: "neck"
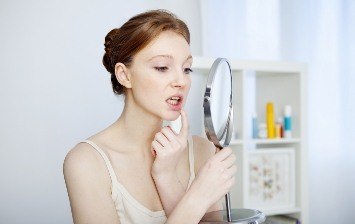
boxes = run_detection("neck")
[109,93,163,155]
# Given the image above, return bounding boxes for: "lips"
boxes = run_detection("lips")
[166,94,183,111]
[166,94,183,104]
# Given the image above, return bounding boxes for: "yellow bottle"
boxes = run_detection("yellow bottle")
[266,102,275,138]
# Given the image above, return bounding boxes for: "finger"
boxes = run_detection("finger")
[226,176,236,189]
[222,165,237,180]
[152,140,164,156]
[160,128,186,152]
[161,126,178,142]
[178,109,189,140]
[221,153,236,169]
[167,125,178,135]
[155,132,170,147]
[213,147,233,161]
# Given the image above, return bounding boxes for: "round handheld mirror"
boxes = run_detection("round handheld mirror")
[203,58,233,148]
[201,58,265,224]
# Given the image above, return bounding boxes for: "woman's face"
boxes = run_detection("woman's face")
[127,31,192,121]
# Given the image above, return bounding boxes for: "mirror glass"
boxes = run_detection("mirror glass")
[211,61,231,138]
[203,58,233,148]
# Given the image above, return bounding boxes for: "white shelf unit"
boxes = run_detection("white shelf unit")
[192,56,308,224]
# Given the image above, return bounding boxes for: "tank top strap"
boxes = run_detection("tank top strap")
[80,140,119,198]
[186,135,195,190]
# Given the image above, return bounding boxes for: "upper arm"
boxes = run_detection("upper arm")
[63,143,120,224]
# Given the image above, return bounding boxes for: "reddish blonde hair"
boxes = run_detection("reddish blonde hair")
[102,9,190,95]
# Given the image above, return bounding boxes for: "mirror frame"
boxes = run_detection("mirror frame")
[203,58,234,149]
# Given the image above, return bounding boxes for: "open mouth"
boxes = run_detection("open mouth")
[166,96,182,105]
[166,94,184,111]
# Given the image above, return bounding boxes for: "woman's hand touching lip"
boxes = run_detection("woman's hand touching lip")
[151,109,189,175]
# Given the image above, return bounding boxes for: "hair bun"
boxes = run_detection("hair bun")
[104,28,120,53]
[103,28,120,75]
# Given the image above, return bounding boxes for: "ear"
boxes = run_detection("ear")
[114,63,132,88]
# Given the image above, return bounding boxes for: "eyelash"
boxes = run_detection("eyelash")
[184,68,193,74]
[154,66,169,72]
[154,67,193,74]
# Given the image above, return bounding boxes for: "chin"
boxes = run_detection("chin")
[162,110,181,121]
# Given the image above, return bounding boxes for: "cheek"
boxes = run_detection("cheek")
[134,75,163,101]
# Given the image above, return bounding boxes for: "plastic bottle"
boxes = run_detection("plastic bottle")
[284,105,292,138]
[258,123,267,139]
[266,102,275,138]
[252,112,258,139]
[275,125,281,139]
[277,117,284,138]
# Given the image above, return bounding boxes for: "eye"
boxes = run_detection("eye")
[184,68,193,75]
[154,66,169,72]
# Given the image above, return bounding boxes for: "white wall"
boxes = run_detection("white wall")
[280,1,355,223]
[0,1,203,223]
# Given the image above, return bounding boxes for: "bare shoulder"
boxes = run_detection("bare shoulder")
[191,135,217,172]
[63,142,111,193]
[64,142,100,173]
[63,142,121,223]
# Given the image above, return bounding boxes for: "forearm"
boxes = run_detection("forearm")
[155,178,221,223]
[153,174,185,216]
[207,198,223,213]
[165,189,207,224]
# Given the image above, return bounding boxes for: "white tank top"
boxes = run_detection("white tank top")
[80,135,195,224]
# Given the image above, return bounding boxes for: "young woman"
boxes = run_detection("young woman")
[63,9,237,224]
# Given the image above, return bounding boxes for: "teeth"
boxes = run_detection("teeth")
[166,96,181,106]
[167,99,179,105]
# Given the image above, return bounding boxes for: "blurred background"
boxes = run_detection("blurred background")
[0,0,354,223]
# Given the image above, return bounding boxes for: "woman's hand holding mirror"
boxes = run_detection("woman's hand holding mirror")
[189,147,237,212]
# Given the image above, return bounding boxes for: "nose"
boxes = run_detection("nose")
[171,69,188,88]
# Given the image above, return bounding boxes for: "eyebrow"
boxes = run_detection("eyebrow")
[148,54,193,62]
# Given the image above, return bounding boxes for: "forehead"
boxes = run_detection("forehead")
[134,31,191,62]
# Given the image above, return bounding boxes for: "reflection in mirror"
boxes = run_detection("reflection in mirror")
[211,61,231,139]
